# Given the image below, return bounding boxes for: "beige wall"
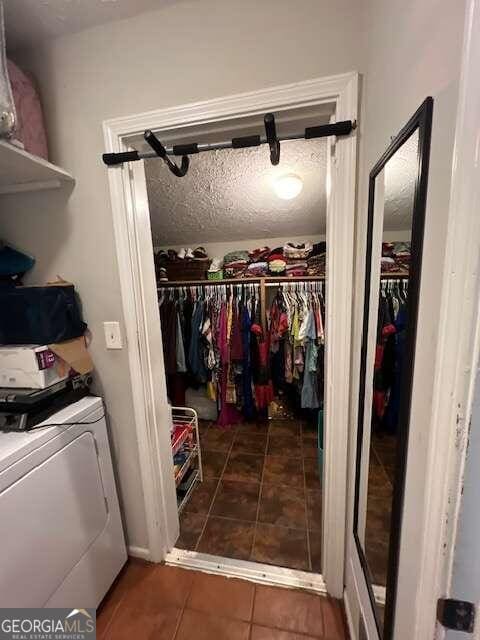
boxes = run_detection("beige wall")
[0,0,362,551]
[346,0,466,635]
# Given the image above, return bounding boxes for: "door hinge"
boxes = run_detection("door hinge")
[437,598,475,633]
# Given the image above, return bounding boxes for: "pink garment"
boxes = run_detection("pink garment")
[217,303,241,428]
[7,60,48,159]
[284,339,293,384]
[315,303,324,341]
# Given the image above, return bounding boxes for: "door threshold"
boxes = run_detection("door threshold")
[165,547,328,594]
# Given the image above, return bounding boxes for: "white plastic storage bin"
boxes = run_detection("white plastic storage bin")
[0,345,68,389]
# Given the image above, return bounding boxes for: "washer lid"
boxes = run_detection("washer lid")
[0,396,103,471]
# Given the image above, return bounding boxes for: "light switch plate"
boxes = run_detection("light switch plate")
[103,321,123,349]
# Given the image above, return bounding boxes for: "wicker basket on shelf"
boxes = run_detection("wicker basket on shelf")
[166,258,211,281]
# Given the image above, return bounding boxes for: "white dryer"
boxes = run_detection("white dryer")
[0,396,127,608]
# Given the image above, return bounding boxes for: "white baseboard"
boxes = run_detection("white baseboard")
[373,584,386,606]
[128,545,151,561]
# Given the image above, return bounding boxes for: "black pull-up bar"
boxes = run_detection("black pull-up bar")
[264,113,280,166]
[102,116,356,176]
[144,130,190,177]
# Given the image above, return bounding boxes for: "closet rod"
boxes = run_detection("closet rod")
[102,120,355,166]
[156,272,408,290]
[156,275,327,289]
[265,281,324,288]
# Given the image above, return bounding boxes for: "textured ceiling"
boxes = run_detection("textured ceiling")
[383,129,419,232]
[3,0,165,51]
[145,138,327,246]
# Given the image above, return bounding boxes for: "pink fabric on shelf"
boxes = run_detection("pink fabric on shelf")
[217,303,241,428]
[7,59,48,160]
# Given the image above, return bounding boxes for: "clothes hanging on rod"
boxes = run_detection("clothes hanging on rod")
[268,280,325,411]
[158,282,273,426]
[372,278,409,434]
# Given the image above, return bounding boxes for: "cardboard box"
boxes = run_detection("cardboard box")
[49,337,94,377]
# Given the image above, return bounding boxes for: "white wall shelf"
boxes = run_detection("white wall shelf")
[0,139,74,195]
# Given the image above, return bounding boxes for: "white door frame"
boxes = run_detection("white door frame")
[103,72,358,597]
[344,0,480,637]
[410,0,480,637]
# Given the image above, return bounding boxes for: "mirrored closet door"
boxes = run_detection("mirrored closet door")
[353,98,433,639]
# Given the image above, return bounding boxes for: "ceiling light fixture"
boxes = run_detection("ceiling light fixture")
[273,174,303,200]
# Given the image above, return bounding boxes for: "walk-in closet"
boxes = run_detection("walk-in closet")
[123,102,411,582]
[146,114,329,572]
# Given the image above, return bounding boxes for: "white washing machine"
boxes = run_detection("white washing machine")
[0,396,127,608]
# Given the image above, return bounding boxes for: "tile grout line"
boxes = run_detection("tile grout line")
[301,421,313,573]
[317,573,326,639]
[199,511,309,532]
[248,583,257,640]
[248,615,332,639]
[372,442,394,490]
[249,427,268,562]
[171,572,194,640]
[194,426,236,551]
[100,559,149,639]
[99,592,127,640]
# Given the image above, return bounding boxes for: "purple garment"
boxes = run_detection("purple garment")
[230,304,243,361]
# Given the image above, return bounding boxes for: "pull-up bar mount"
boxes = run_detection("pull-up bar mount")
[102,113,356,177]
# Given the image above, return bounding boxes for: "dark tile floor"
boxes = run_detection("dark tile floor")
[177,419,323,573]
[97,559,349,639]
[364,433,395,586]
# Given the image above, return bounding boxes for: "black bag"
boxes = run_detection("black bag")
[0,284,87,345]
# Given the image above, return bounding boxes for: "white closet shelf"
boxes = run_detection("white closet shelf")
[0,139,74,195]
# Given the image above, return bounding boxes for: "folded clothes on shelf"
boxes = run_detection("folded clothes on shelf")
[287,269,307,277]
[156,241,327,283]
[224,266,248,279]
[249,246,271,262]
[286,260,307,277]
[283,241,313,259]
[224,259,249,269]
[307,252,326,276]
[223,249,250,279]
[267,251,284,263]
[158,267,168,282]
[208,257,223,273]
[310,241,326,257]
[223,250,250,265]
[382,241,411,272]
[269,259,287,275]
[285,261,308,270]
[247,261,268,276]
